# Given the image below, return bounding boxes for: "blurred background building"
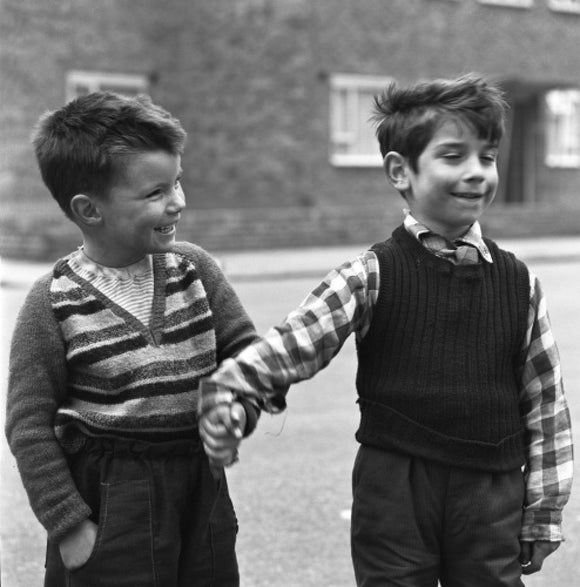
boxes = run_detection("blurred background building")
[2,0,580,260]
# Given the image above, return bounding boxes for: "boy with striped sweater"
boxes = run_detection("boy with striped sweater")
[198,74,574,586]
[6,92,257,586]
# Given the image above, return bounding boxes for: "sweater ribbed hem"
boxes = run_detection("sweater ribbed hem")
[356,398,525,472]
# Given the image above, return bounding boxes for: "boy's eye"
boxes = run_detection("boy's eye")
[481,151,498,163]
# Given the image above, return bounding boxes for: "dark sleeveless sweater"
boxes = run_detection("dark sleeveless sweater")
[355,225,530,471]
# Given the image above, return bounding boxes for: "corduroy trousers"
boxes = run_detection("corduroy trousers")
[44,437,239,587]
[351,445,525,587]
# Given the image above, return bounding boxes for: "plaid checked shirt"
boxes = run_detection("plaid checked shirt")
[200,214,573,542]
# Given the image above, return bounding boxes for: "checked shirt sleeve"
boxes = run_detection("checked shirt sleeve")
[198,251,379,416]
[518,272,574,542]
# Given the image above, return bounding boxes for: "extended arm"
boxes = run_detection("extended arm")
[181,243,263,435]
[198,251,379,417]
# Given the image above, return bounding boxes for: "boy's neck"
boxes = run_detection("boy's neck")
[81,244,146,268]
[404,210,473,242]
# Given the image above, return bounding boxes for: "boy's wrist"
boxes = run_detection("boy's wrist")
[520,510,564,542]
[236,398,259,436]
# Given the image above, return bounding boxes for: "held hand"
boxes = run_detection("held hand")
[199,402,247,468]
[519,540,560,575]
[59,518,98,571]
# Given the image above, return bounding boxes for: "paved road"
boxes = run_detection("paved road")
[2,241,580,586]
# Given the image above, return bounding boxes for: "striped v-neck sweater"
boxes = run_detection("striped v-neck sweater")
[6,242,257,540]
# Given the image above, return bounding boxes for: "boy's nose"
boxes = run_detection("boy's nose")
[464,156,486,181]
[168,184,186,213]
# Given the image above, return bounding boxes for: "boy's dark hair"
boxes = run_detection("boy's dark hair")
[372,73,508,172]
[32,92,188,219]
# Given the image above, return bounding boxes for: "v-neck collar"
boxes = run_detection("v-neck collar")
[57,253,168,346]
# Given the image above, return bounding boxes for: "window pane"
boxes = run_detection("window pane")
[478,0,533,7]
[356,88,379,156]
[548,0,580,13]
[545,89,580,168]
[329,75,389,167]
[98,84,144,96]
[65,71,148,103]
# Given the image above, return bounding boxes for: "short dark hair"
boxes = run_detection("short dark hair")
[32,92,188,219]
[372,73,508,172]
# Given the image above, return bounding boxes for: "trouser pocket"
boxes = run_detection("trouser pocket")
[66,478,155,587]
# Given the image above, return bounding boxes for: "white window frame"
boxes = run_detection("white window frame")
[329,74,390,167]
[477,0,533,7]
[65,71,149,103]
[547,0,580,13]
[544,89,580,168]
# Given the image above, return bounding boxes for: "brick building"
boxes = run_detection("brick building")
[2,0,580,259]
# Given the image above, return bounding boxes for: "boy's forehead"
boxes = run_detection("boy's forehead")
[429,117,495,146]
[112,150,181,186]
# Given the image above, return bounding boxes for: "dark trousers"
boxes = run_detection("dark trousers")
[351,445,525,587]
[44,437,239,587]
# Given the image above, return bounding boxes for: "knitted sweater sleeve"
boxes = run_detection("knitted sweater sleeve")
[5,274,92,542]
[174,242,261,435]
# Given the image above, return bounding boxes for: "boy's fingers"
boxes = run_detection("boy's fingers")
[519,541,532,562]
[202,403,246,439]
[519,541,535,574]
[199,418,241,452]
[202,441,234,460]
[229,404,246,438]
[206,447,239,467]
[230,410,240,426]
[199,427,236,452]
[204,404,230,425]
[520,541,560,575]
[201,436,238,454]
[199,415,230,438]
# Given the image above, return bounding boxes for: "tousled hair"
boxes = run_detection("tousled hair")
[32,92,187,219]
[372,73,508,173]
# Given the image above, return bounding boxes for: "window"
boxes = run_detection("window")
[544,89,580,168]
[65,71,149,103]
[329,74,390,167]
[477,0,533,7]
[548,0,580,13]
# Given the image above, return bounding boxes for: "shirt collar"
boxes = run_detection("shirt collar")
[71,248,154,281]
[402,209,493,263]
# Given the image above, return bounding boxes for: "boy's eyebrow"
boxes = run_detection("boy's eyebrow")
[431,140,469,151]
[434,139,499,150]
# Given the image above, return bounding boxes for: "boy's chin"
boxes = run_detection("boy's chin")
[152,233,178,250]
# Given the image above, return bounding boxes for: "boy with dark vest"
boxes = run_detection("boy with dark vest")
[198,73,573,586]
[5,92,258,586]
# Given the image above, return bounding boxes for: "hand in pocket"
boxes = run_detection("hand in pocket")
[59,518,98,571]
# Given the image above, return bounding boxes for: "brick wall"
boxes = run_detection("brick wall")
[3,0,580,260]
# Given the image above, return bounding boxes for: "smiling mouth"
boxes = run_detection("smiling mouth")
[154,224,176,234]
[451,193,483,200]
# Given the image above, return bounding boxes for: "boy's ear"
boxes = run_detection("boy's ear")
[70,194,102,226]
[384,151,410,191]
